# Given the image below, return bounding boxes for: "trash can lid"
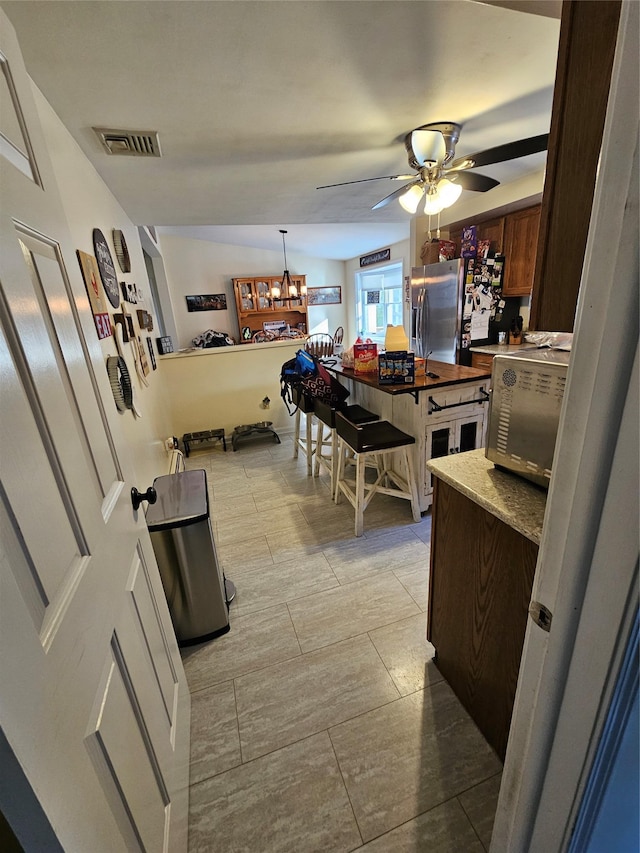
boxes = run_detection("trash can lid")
[146,469,209,530]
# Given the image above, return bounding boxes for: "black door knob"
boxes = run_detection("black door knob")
[131,486,157,511]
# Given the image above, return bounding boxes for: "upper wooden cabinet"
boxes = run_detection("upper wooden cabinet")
[448,206,540,297]
[232,276,308,342]
[502,205,541,297]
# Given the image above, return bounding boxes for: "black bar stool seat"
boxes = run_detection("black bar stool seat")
[334,411,421,537]
[313,400,379,499]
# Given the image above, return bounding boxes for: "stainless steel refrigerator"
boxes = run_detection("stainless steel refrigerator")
[410,259,464,364]
[411,256,519,365]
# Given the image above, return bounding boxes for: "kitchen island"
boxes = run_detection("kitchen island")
[330,361,491,512]
[426,450,546,759]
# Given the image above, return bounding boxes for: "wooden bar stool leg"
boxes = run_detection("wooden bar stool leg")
[305,411,314,476]
[355,453,366,537]
[330,429,338,500]
[403,447,422,522]
[313,419,324,478]
[293,408,301,459]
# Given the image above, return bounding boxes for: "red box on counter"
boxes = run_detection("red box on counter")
[353,342,378,373]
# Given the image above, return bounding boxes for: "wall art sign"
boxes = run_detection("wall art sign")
[185,294,227,312]
[306,286,342,306]
[76,250,112,340]
[92,228,120,308]
[360,247,390,267]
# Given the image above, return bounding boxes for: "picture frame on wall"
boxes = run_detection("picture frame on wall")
[186,294,228,312]
[306,286,341,306]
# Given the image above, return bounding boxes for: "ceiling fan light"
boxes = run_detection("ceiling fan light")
[411,130,447,167]
[423,190,445,216]
[436,178,463,208]
[398,184,424,213]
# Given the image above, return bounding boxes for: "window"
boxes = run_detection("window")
[355,262,403,344]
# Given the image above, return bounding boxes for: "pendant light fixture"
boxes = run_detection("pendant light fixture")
[277,229,293,300]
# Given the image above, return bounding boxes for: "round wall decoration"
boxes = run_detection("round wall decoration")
[112,228,131,273]
[92,228,120,308]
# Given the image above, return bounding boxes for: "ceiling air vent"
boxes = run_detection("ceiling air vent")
[93,127,162,157]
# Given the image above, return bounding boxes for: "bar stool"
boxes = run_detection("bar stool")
[334,412,421,537]
[292,387,317,476]
[313,400,379,498]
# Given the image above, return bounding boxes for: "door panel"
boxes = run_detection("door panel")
[0,11,189,850]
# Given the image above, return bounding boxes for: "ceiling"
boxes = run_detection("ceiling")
[2,0,561,260]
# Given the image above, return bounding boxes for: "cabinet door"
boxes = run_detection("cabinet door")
[477,216,505,255]
[235,278,256,311]
[254,279,272,310]
[502,206,541,296]
[424,410,485,498]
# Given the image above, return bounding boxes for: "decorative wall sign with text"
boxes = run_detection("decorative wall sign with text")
[76,250,112,340]
[360,248,390,267]
[92,228,120,308]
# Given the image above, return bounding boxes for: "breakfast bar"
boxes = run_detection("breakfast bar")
[329,361,492,512]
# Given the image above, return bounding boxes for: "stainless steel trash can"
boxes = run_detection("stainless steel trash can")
[146,469,230,646]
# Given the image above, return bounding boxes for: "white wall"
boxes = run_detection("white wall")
[343,238,411,345]
[32,85,174,488]
[157,232,347,348]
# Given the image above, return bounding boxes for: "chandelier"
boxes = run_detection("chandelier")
[271,230,306,300]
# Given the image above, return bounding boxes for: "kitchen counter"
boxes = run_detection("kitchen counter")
[427,448,544,760]
[468,343,537,356]
[427,449,547,544]
[330,360,491,396]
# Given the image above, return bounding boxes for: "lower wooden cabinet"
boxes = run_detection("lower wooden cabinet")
[471,352,495,372]
[427,478,538,760]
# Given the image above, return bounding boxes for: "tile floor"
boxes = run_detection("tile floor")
[181,428,502,852]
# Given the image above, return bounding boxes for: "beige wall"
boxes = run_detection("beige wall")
[159,340,303,439]
[33,85,174,487]
[157,233,348,349]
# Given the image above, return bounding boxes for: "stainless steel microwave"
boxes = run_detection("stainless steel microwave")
[485,349,571,488]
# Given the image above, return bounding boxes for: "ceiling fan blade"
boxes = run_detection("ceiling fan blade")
[371,180,421,211]
[448,133,549,172]
[450,171,500,192]
[316,174,415,190]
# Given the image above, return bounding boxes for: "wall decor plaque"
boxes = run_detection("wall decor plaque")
[76,249,112,340]
[92,228,120,308]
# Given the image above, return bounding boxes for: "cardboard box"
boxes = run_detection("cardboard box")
[378,350,415,384]
[353,342,378,373]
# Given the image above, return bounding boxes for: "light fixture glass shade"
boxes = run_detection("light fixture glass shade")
[289,283,298,298]
[436,178,463,208]
[398,184,425,213]
[423,188,445,216]
[411,130,447,167]
[271,282,281,299]
[301,283,307,296]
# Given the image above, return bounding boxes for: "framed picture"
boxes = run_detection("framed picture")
[186,294,227,312]
[307,286,341,306]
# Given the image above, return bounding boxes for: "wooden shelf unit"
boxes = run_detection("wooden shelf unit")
[233,276,308,342]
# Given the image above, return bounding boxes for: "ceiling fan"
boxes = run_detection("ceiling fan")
[317,122,548,215]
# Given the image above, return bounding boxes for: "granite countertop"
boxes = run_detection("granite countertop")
[427,449,547,544]
[468,343,538,356]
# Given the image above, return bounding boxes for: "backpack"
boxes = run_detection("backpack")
[279,349,349,415]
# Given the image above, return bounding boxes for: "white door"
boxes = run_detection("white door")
[0,11,189,852]
[491,4,638,850]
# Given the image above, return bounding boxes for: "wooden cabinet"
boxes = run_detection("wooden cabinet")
[233,276,308,342]
[427,478,539,759]
[502,205,541,297]
[448,206,540,297]
[471,352,495,372]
